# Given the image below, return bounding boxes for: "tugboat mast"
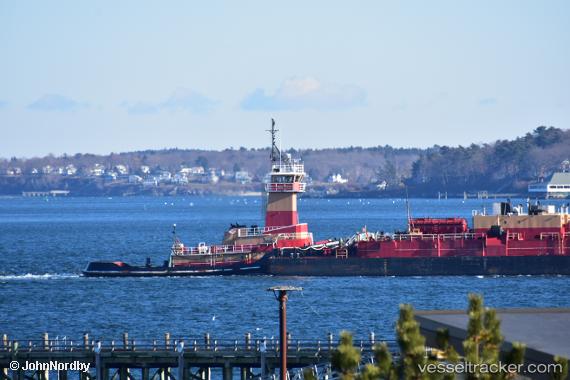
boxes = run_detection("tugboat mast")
[267,118,280,163]
[267,118,290,164]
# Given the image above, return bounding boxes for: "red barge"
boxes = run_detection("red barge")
[83,121,570,277]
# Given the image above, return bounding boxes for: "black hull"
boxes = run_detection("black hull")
[84,255,570,277]
[82,261,265,277]
[263,255,570,276]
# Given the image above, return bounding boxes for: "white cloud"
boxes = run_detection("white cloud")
[122,88,218,115]
[28,94,87,112]
[241,77,366,111]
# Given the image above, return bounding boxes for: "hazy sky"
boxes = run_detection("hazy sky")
[1,1,568,157]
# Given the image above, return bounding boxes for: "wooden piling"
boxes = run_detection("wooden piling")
[141,367,149,380]
[83,333,89,350]
[1,334,7,379]
[165,333,170,350]
[204,333,210,350]
[223,362,232,380]
[42,333,50,380]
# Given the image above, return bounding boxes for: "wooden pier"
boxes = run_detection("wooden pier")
[0,333,394,380]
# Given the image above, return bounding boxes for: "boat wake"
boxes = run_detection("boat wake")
[0,273,81,281]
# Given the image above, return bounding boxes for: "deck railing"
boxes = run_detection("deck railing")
[265,182,306,192]
[237,225,291,237]
[270,163,305,174]
[393,233,485,241]
[539,232,560,240]
[172,244,258,256]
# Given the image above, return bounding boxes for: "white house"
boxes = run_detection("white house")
[143,177,158,187]
[328,173,348,184]
[42,165,53,174]
[64,165,77,176]
[158,171,172,183]
[115,165,129,175]
[90,164,105,176]
[179,166,204,175]
[235,171,252,184]
[129,175,143,184]
[5,167,22,176]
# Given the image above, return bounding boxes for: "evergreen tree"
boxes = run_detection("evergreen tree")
[552,356,568,380]
[360,343,397,380]
[331,331,361,380]
[463,294,526,380]
[396,304,430,380]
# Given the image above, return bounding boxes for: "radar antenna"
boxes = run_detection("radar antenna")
[267,118,286,163]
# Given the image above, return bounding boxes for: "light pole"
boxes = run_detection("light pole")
[268,286,302,380]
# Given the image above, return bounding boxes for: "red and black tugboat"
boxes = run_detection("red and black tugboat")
[83,120,313,277]
[84,120,570,277]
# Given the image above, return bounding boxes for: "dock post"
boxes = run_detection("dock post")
[1,335,6,379]
[199,367,211,380]
[122,332,129,350]
[241,333,251,380]
[177,341,185,380]
[260,339,267,380]
[328,333,333,351]
[369,332,375,348]
[43,332,49,351]
[42,333,50,380]
[95,341,103,380]
[83,333,89,350]
[165,333,170,350]
[204,333,210,350]
[223,362,232,380]
[142,368,149,380]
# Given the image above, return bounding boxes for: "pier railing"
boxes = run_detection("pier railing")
[0,333,397,380]
[0,333,396,354]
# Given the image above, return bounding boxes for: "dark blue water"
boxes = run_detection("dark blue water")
[1,196,569,342]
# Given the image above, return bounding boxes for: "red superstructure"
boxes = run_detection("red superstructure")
[352,202,570,259]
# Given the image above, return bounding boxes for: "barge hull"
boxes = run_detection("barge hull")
[264,255,570,276]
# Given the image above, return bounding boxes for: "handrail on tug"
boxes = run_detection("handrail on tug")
[171,243,258,256]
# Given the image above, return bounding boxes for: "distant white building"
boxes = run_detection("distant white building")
[143,177,158,187]
[42,165,53,175]
[529,172,570,198]
[235,171,252,184]
[203,169,219,184]
[90,164,105,176]
[5,167,22,176]
[140,165,151,175]
[179,166,204,175]
[376,180,388,191]
[31,168,39,175]
[64,165,77,176]
[115,165,129,175]
[158,171,172,183]
[173,173,189,184]
[328,173,348,184]
[129,175,143,184]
